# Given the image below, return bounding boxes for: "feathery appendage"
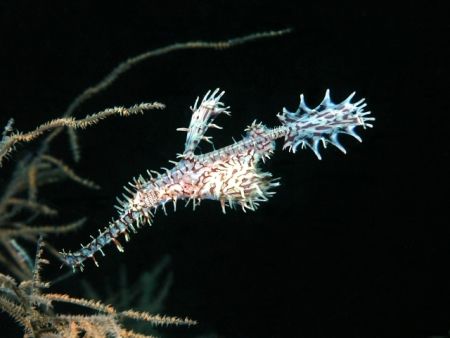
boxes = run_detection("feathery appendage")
[60,89,374,271]
[277,89,374,159]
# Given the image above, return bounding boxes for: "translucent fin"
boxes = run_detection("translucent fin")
[277,90,374,159]
[178,88,231,158]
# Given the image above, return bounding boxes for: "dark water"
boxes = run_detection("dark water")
[0,2,447,337]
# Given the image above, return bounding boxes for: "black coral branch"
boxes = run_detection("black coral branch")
[0,102,165,166]
[0,241,196,337]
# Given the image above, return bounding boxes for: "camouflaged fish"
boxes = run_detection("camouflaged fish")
[60,88,374,271]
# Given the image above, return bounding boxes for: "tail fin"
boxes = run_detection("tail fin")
[277,90,374,159]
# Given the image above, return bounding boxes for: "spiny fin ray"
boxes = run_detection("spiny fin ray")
[277,89,374,158]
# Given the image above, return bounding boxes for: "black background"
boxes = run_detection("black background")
[0,1,448,337]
